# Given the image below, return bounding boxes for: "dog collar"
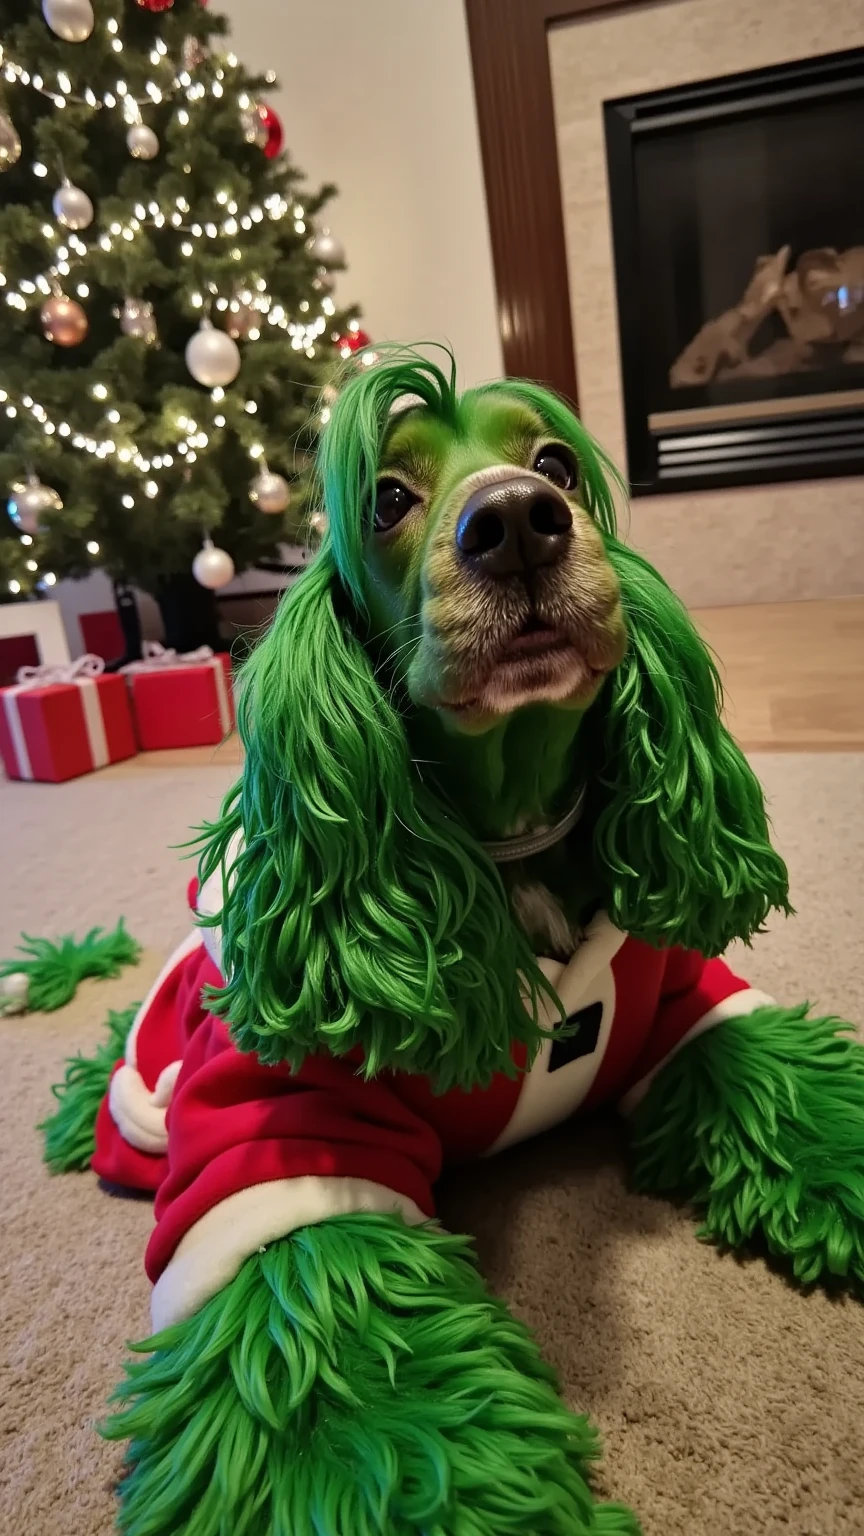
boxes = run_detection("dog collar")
[481,785,587,864]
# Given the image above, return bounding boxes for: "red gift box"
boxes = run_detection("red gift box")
[0,655,138,783]
[123,645,234,750]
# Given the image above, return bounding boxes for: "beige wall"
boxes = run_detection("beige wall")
[221,0,503,390]
[549,0,864,606]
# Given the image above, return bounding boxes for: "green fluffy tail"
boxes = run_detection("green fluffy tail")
[104,1215,640,1536]
[630,1004,864,1288]
[40,1004,137,1172]
[0,919,140,1013]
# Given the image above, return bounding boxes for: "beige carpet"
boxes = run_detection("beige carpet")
[2,753,863,1535]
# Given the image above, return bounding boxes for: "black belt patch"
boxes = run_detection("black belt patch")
[548,1001,604,1072]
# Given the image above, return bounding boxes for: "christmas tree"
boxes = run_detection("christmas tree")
[0,0,369,651]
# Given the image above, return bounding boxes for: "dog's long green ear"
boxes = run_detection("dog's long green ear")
[583,538,791,956]
[197,352,555,1087]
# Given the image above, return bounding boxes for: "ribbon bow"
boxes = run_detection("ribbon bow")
[16,653,106,687]
[121,641,215,674]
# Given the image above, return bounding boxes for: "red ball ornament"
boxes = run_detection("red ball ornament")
[258,103,283,159]
[136,0,174,9]
[335,328,372,356]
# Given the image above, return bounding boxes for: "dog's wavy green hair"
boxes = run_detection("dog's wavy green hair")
[198,349,790,1087]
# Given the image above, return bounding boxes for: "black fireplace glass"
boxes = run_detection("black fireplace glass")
[604,49,864,495]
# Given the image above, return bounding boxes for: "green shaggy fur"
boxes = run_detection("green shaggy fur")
[40,1004,137,1172]
[104,1216,640,1536]
[630,1005,864,1287]
[1,919,139,1013]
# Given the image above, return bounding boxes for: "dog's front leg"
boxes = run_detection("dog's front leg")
[104,1215,641,1536]
[627,1004,864,1290]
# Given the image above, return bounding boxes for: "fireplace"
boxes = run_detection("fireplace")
[604,48,864,495]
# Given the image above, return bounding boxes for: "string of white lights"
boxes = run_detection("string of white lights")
[0,36,270,112]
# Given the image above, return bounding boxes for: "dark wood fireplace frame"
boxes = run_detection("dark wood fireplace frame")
[464,0,639,407]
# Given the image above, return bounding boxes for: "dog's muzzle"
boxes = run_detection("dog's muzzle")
[455,475,572,579]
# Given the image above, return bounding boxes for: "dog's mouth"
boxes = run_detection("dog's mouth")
[441,613,608,718]
[498,615,572,659]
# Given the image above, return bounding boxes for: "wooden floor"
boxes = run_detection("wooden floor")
[693,596,864,752]
[112,596,864,776]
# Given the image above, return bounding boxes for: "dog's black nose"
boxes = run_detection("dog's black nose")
[456,476,572,577]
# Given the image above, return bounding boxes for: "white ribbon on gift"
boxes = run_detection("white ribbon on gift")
[4,653,109,780]
[121,642,232,734]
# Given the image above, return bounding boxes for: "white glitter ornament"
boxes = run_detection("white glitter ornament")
[120,297,158,344]
[42,0,94,42]
[0,111,22,172]
[306,228,345,266]
[240,104,268,148]
[249,470,290,514]
[52,180,94,230]
[185,319,241,387]
[192,537,235,590]
[127,124,159,161]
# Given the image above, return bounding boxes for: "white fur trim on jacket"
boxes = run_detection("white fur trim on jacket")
[150,1177,427,1332]
[106,929,203,1155]
[108,1059,182,1155]
[618,988,775,1114]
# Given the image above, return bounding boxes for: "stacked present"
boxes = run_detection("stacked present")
[0,645,234,784]
[121,643,234,751]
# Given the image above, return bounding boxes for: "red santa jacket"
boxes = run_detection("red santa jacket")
[93,887,771,1333]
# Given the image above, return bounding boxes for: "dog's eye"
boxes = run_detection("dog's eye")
[374,479,419,532]
[533,445,579,492]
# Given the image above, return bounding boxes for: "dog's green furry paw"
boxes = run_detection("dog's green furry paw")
[104,1215,640,1536]
[40,1004,137,1172]
[631,1004,864,1289]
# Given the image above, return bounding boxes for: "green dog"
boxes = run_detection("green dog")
[46,350,864,1535]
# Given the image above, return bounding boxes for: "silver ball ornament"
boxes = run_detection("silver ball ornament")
[8,476,63,534]
[309,510,328,540]
[0,972,29,1015]
[250,470,290,514]
[52,180,94,230]
[127,124,160,161]
[0,112,22,173]
[185,320,241,387]
[42,0,94,42]
[120,297,158,345]
[192,539,235,590]
[306,228,345,267]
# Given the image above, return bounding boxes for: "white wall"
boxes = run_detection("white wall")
[221,0,503,389]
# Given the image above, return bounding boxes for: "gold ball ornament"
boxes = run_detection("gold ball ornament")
[0,111,22,172]
[41,294,88,347]
[249,470,290,514]
[309,510,328,540]
[192,538,235,590]
[226,300,257,340]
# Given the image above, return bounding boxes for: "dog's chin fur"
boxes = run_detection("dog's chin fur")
[441,646,606,726]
